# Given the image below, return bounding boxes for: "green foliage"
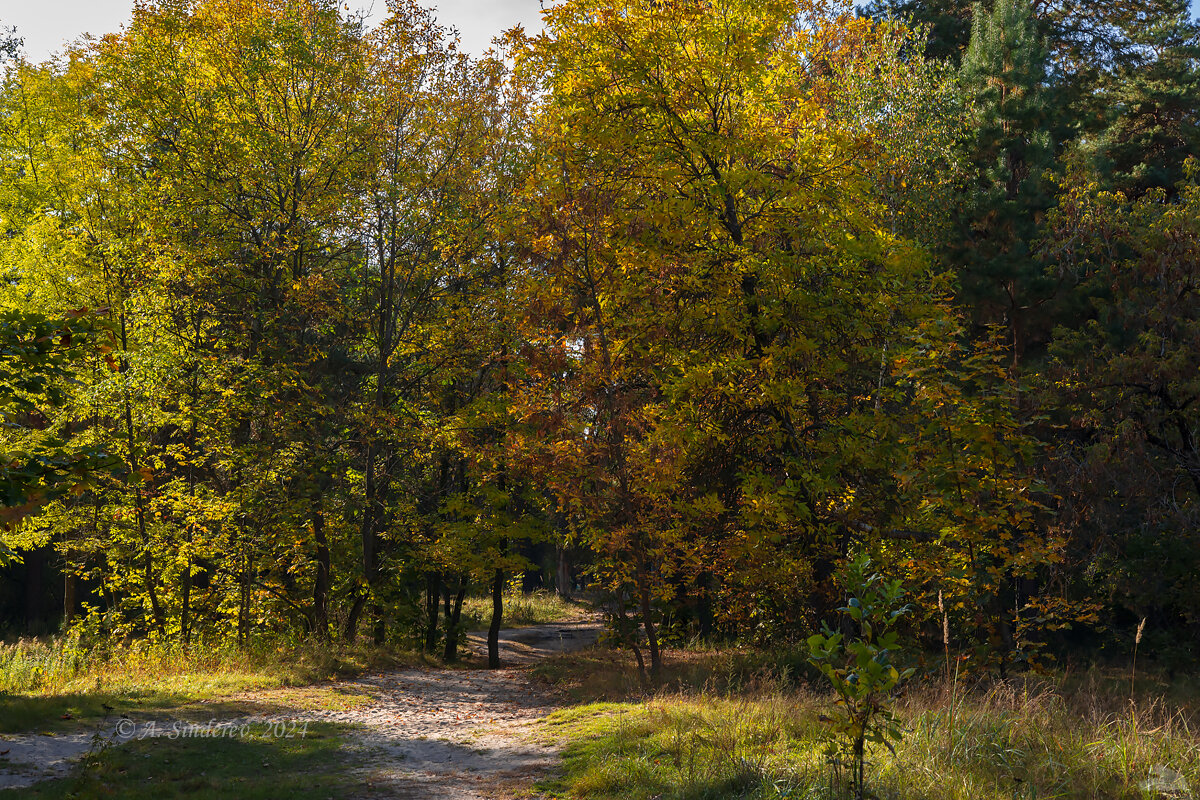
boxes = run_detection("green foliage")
[0,309,117,533]
[807,555,914,799]
[0,0,1195,675]
[1091,0,1200,197]
[955,0,1056,358]
[1044,172,1200,645]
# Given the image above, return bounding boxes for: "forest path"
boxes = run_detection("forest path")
[0,619,603,797]
[332,619,602,799]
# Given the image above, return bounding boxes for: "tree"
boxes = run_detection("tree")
[0,309,115,530]
[1091,0,1200,198]
[1045,172,1200,649]
[513,0,956,678]
[955,0,1056,363]
[808,554,914,800]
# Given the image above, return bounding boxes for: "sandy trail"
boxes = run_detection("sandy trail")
[321,620,602,799]
[0,619,602,797]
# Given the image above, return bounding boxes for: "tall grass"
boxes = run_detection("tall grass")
[540,652,1200,800]
[0,633,409,698]
[0,632,421,732]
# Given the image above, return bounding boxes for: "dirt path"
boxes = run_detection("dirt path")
[312,620,602,798]
[0,620,601,797]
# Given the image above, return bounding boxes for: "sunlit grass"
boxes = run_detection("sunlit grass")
[538,649,1200,800]
[459,589,593,631]
[0,634,424,732]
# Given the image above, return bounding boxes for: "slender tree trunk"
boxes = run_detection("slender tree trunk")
[181,375,199,647]
[238,548,254,645]
[636,551,662,684]
[344,592,366,642]
[180,561,192,646]
[312,501,331,640]
[555,543,571,601]
[616,593,647,689]
[424,572,441,653]
[355,442,378,643]
[118,313,164,634]
[63,567,77,628]
[488,566,504,669]
[443,577,467,663]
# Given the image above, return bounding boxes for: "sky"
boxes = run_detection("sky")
[0,0,548,62]
[2,0,1200,63]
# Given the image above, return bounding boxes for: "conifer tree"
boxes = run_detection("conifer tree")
[956,0,1055,362]
[1093,0,1200,197]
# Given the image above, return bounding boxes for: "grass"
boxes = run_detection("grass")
[0,633,427,733]
[459,589,594,632]
[0,591,589,734]
[1,722,366,799]
[532,643,815,703]
[535,647,1200,800]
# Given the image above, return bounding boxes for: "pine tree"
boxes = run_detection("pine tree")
[955,0,1056,363]
[1093,0,1200,197]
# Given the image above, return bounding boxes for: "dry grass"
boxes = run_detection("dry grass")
[0,633,424,732]
[537,647,1200,800]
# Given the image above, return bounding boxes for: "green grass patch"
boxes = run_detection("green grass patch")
[2,722,362,799]
[459,589,593,632]
[0,635,427,733]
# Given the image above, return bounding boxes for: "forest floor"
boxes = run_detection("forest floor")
[0,619,603,799]
[6,623,1198,799]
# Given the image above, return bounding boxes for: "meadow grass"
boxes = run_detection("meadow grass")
[0,591,588,733]
[0,633,424,732]
[536,648,1200,800]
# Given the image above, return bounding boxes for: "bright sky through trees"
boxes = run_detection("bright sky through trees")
[0,0,548,61]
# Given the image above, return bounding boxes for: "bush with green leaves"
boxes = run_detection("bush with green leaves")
[807,553,915,800]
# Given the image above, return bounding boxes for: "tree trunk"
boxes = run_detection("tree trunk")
[443,578,467,663]
[312,503,331,640]
[488,567,503,669]
[180,558,192,645]
[555,543,571,600]
[616,593,648,689]
[343,591,366,642]
[119,313,164,635]
[63,567,77,629]
[237,549,254,645]
[424,572,441,653]
[635,550,662,683]
[372,603,386,645]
